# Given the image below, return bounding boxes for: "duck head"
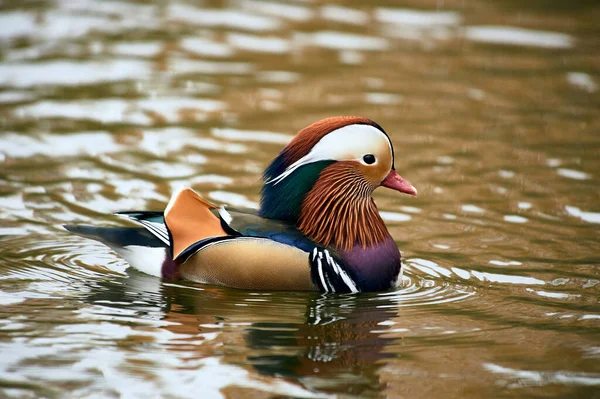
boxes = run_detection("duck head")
[260,116,416,251]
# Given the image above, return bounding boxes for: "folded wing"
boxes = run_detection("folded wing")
[162,188,317,291]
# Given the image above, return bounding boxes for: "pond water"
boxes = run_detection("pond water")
[1,0,599,397]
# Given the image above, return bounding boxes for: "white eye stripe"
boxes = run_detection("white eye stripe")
[266,152,323,185]
[267,124,392,185]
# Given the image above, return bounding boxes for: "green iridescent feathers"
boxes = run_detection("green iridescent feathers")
[259,157,334,221]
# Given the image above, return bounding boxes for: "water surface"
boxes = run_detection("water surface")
[1,0,599,397]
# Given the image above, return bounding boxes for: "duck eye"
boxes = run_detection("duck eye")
[362,154,376,165]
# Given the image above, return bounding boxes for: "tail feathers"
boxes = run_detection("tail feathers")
[64,225,168,277]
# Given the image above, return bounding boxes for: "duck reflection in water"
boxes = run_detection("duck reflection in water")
[84,269,400,395]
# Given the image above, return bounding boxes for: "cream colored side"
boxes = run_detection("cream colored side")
[178,238,317,291]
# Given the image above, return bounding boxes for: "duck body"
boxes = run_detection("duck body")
[66,116,416,293]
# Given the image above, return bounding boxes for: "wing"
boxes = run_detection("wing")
[117,189,230,260]
[214,207,360,292]
[115,202,317,255]
[164,188,229,259]
[217,206,317,252]
[115,211,169,245]
[114,189,358,293]
[162,190,318,290]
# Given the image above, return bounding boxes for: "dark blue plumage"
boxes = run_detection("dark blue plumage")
[69,208,318,257]
[221,208,317,253]
[262,150,288,185]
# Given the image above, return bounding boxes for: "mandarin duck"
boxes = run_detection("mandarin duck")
[66,116,417,293]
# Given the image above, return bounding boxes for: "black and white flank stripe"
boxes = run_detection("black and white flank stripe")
[310,248,359,293]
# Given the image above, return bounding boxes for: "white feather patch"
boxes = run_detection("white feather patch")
[116,245,166,277]
[267,123,392,185]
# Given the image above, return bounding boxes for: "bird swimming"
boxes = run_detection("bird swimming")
[66,116,417,293]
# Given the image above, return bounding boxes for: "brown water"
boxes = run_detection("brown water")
[1,0,599,398]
